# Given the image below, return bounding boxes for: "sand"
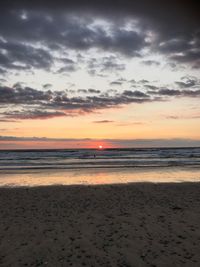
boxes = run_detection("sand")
[0,182,200,267]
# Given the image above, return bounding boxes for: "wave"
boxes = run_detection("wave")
[0,147,200,171]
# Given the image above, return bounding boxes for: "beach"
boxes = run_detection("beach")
[1,0,200,266]
[0,182,200,266]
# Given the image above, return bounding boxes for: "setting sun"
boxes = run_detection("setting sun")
[98,145,103,149]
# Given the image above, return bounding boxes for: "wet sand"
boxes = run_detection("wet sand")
[0,183,200,266]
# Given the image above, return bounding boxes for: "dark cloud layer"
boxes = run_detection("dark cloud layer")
[1,0,199,25]
[0,40,52,71]
[0,0,199,74]
[0,85,153,120]
[0,76,200,120]
[0,1,200,122]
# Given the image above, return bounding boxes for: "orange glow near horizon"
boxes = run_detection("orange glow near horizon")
[0,140,118,150]
[0,98,200,149]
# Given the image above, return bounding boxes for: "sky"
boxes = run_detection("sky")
[0,0,200,149]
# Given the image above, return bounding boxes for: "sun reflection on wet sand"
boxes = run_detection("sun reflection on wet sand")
[0,167,200,187]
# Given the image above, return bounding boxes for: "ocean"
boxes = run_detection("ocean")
[0,147,200,186]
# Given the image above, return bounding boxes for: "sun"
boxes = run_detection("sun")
[98,145,103,149]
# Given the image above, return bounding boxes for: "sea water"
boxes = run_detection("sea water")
[0,147,200,186]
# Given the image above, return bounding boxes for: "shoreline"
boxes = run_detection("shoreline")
[0,182,200,266]
[0,167,200,187]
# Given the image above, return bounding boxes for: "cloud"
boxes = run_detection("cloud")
[77,89,88,93]
[1,0,199,30]
[0,67,7,74]
[101,57,126,71]
[123,90,149,98]
[0,78,7,83]
[13,82,26,88]
[0,119,20,122]
[144,85,158,90]
[154,88,182,96]
[57,65,78,73]
[56,57,78,73]
[116,121,145,126]
[77,89,100,94]
[87,56,126,76]
[93,120,114,123]
[0,1,199,75]
[175,76,199,88]
[88,89,101,94]
[0,40,53,71]
[141,60,160,66]
[0,136,83,142]
[0,85,155,120]
[4,110,67,120]
[110,81,123,86]
[0,9,147,71]
[138,79,149,84]
[152,88,200,97]
[0,86,52,104]
[157,35,200,68]
[1,76,200,121]
[166,115,200,120]
[171,50,200,68]
[43,83,52,89]
[110,78,127,86]
[158,38,191,54]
